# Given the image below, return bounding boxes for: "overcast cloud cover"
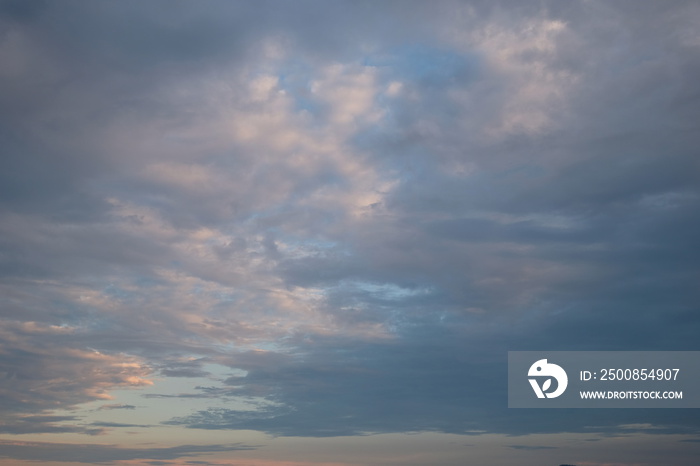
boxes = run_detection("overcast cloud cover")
[1,1,700,465]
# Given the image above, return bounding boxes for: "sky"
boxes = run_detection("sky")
[1,1,699,465]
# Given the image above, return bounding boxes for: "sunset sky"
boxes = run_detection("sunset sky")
[1,1,700,465]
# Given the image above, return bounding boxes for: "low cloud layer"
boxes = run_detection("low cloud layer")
[0,440,255,464]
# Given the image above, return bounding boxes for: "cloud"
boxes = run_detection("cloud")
[0,321,152,434]
[163,329,700,438]
[0,440,256,464]
[89,422,152,429]
[97,404,137,411]
[0,0,699,457]
[508,445,558,450]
